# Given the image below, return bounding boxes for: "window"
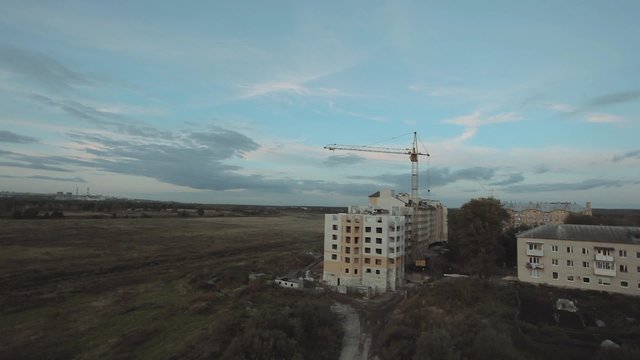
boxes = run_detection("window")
[364,258,370,264]
[346,226,351,233]
[620,264,628,272]
[389,247,395,253]
[375,259,382,265]
[332,225,338,230]
[354,257,359,263]
[376,238,383,244]
[364,247,371,254]
[552,272,559,280]
[619,250,627,257]
[355,227,360,232]
[345,247,351,254]
[366,268,371,273]
[365,227,371,233]
[365,237,371,243]
[567,246,574,254]
[375,269,381,275]
[354,269,358,275]
[530,269,540,278]
[637,251,640,259]
[376,227,383,233]
[551,245,559,252]
[529,257,540,264]
[582,261,590,268]
[346,237,351,243]
[582,277,591,284]
[595,260,615,270]
[598,277,611,286]
[331,244,337,250]
[567,275,575,282]
[332,234,337,240]
[552,259,559,266]
[347,256,352,263]
[375,249,382,255]
[389,258,395,264]
[345,268,349,273]
[528,243,542,251]
[637,266,640,273]
[331,254,337,260]
[354,237,359,244]
[567,260,574,267]
[354,247,359,255]
[582,247,589,255]
[621,280,629,288]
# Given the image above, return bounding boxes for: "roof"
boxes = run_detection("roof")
[518,224,640,245]
[368,191,380,198]
[504,201,586,213]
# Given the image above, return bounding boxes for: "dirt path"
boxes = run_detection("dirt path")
[331,302,371,360]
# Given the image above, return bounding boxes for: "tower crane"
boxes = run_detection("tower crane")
[324,132,429,202]
[324,132,430,265]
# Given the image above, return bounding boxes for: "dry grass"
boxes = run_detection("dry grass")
[0,212,334,359]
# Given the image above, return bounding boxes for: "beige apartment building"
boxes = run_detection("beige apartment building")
[517,224,640,297]
[504,201,592,227]
[323,189,447,294]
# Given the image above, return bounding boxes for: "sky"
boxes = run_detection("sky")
[0,1,639,208]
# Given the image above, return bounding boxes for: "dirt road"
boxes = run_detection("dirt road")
[331,302,371,360]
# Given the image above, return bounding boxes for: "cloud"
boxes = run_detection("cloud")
[0,43,92,90]
[0,174,86,183]
[503,179,635,193]
[532,164,551,174]
[0,130,38,143]
[443,111,521,127]
[586,113,622,123]
[442,110,521,143]
[489,173,525,186]
[612,149,640,162]
[586,90,640,108]
[350,166,497,189]
[0,126,387,198]
[547,103,575,113]
[323,154,366,167]
[236,80,348,100]
[28,94,174,138]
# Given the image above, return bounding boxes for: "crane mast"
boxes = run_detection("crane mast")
[324,132,430,265]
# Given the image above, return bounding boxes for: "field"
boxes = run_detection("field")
[0,212,342,359]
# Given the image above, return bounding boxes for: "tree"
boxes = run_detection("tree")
[565,213,599,225]
[197,207,205,216]
[448,198,510,278]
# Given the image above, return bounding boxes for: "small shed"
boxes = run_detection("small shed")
[275,277,301,289]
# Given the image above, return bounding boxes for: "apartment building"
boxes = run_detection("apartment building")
[323,189,447,294]
[505,201,592,227]
[517,224,640,297]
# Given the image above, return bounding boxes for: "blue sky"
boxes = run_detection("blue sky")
[1,1,639,208]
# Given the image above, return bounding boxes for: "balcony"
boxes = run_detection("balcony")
[526,248,544,257]
[526,262,544,270]
[595,253,614,262]
[594,267,616,277]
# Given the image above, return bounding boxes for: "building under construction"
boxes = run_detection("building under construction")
[322,189,447,294]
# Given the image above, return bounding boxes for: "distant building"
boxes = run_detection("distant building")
[517,224,640,297]
[504,201,592,227]
[323,189,447,294]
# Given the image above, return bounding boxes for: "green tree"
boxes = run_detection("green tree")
[448,198,510,278]
[565,213,599,225]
